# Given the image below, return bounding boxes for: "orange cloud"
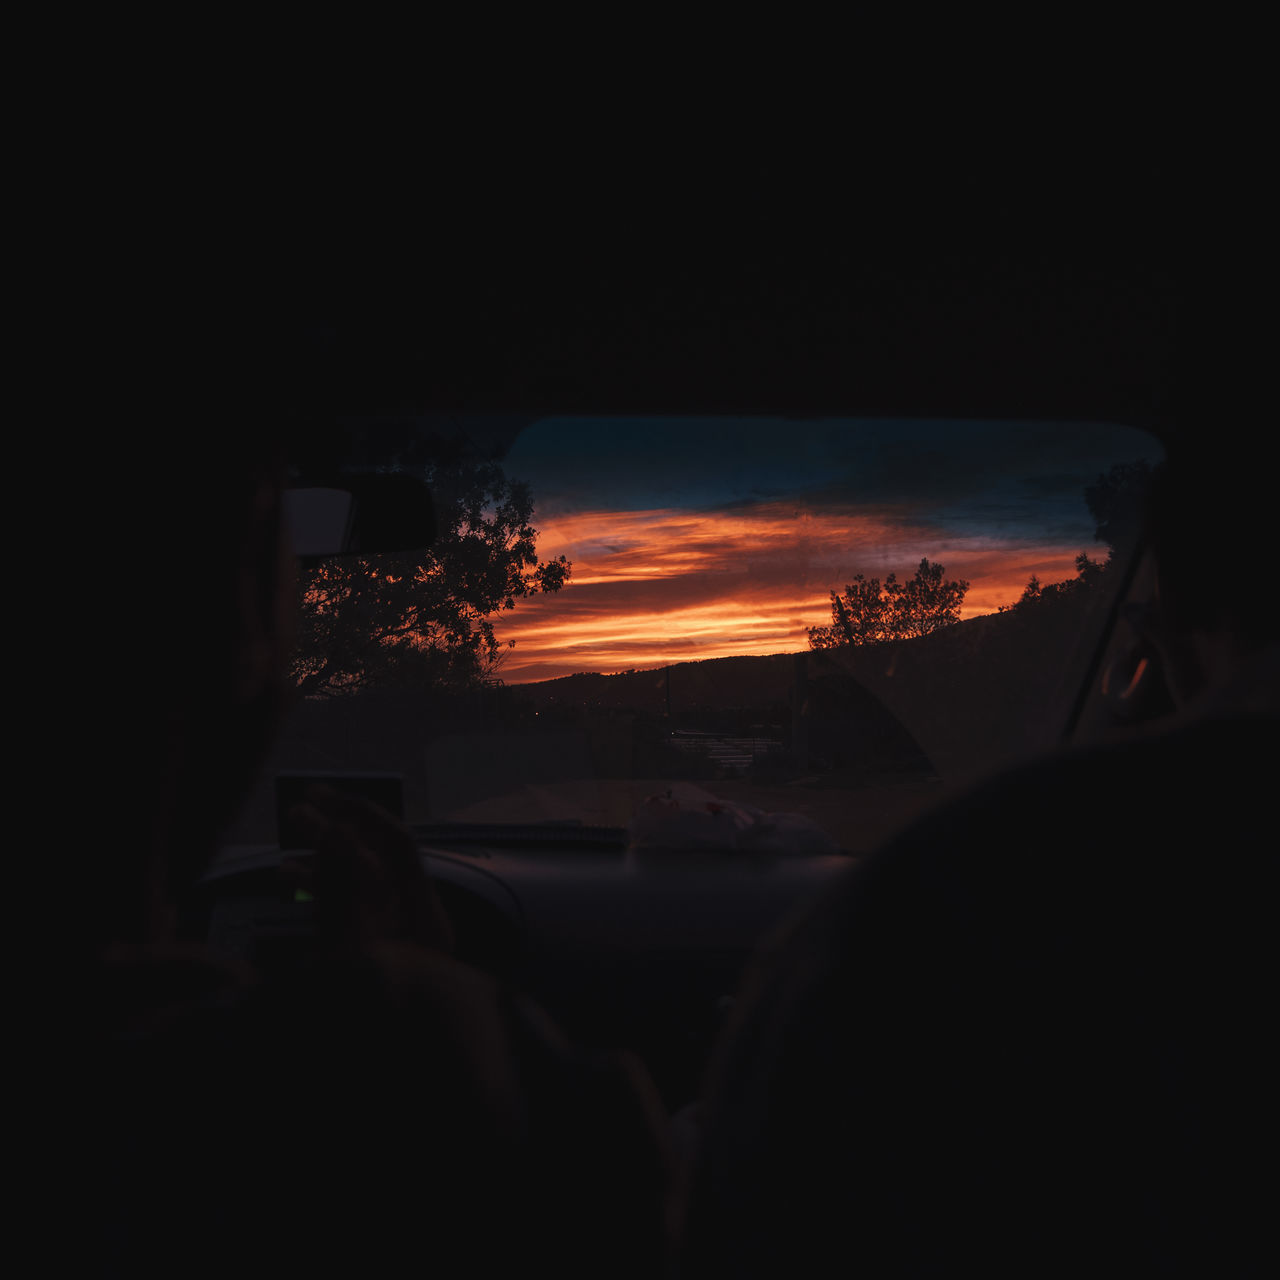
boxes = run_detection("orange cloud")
[502,504,1097,682]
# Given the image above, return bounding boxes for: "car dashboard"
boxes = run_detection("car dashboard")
[193,832,853,1106]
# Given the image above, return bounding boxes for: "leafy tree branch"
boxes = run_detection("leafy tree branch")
[291,459,570,697]
[809,558,969,649]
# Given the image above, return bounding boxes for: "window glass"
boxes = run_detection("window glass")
[229,417,1162,853]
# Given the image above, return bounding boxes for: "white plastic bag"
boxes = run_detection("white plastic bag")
[628,784,839,854]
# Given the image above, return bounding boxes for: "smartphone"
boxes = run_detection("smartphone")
[275,771,406,851]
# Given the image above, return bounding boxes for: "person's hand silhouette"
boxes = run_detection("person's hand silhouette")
[282,785,454,954]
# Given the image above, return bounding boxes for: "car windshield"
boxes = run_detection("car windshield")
[227,417,1163,853]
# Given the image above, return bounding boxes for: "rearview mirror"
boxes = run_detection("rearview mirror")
[283,472,436,561]
[283,489,355,557]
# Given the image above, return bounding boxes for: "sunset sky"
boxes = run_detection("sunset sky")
[493,418,1161,683]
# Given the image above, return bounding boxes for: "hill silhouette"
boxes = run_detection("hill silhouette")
[519,593,1109,788]
[225,595,1110,846]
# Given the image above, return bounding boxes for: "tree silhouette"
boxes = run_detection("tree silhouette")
[291,458,569,697]
[1085,459,1152,557]
[1000,552,1106,618]
[1000,459,1152,617]
[809,558,969,649]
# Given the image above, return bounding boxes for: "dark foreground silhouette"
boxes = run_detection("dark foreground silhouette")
[678,703,1273,1275]
[677,456,1276,1275]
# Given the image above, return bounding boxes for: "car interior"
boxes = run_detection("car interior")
[100,238,1272,1272]
[177,251,1189,1121]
